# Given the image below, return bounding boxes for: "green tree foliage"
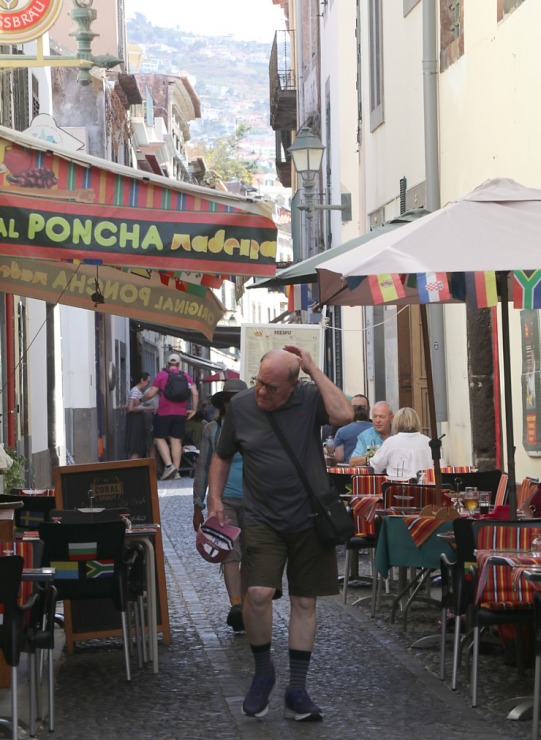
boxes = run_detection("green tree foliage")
[200,122,258,186]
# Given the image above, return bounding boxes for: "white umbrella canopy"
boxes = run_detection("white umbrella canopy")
[318,178,541,281]
[316,178,541,514]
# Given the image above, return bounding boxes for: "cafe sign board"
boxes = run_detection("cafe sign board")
[0,0,64,45]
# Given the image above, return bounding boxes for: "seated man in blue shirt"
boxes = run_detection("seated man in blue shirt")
[349,401,393,466]
[333,397,373,462]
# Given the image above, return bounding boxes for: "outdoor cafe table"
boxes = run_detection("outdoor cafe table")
[374,514,455,630]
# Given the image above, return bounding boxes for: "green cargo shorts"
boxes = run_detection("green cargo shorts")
[242,523,339,599]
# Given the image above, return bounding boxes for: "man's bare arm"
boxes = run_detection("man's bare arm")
[208,453,233,526]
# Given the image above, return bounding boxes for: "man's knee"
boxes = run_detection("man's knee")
[290,595,316,615]
[246,586,275,609]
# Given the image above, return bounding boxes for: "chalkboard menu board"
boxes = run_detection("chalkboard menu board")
[53,458,171,651]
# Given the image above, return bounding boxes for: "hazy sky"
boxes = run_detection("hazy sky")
[125,0,286,44]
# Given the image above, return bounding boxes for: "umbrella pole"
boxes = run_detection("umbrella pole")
[498,271,517,518]
[420,305,442,496]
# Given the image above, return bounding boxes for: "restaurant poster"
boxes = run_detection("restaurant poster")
[240,324,324,385]
[520,310,541,456]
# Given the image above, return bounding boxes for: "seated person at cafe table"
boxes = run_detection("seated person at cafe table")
[349,401,393,466]
[368,407,445,480]
[333,403,372,463]
[351,393,371,419]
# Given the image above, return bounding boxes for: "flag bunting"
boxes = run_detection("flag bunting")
[286,284,309,312]
[51,561,79,580]
[416,272,451,303]
[465,271,498,308]
[68,542,97,561]
[86,560,115,579]
[368,274,405,304]
[513,270,541,309]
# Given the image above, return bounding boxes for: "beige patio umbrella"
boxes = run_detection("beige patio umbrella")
[317,178,541,515]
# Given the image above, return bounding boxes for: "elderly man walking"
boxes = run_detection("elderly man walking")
[208,346,352,721]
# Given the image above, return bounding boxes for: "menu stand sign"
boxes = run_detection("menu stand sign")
[53,458,171,652]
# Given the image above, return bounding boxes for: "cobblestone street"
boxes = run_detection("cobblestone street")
[32,479,538,738]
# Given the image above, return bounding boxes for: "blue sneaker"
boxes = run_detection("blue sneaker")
[242,664,275,717]
[284,687,323,722]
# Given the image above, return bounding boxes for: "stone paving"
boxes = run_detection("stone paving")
[11,477,540,738]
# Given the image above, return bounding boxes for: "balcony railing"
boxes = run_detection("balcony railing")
[269,30,297,132]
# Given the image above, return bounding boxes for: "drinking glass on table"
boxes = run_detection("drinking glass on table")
[463,487,479,515]
[478,491,491,516]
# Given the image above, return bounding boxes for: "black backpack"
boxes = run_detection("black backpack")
[163,369,190,402]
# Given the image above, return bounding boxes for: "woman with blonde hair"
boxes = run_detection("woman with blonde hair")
[369,407,444,480]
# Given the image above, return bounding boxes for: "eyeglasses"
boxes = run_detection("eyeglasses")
[251,376,280,394]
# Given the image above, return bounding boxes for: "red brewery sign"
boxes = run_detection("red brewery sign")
[0,0,64,44]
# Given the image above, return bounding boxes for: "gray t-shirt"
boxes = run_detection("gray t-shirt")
[216,382,330,533]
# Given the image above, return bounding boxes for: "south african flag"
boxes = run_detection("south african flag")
[85,560,114,579]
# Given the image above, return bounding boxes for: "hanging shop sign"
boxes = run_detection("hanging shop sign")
[0,0,64,44]
[0,256,226,340]
[0,132,278,278]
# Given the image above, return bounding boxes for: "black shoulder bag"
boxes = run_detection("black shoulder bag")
[265,412,354,548]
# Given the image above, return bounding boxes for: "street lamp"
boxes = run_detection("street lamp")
[288,126,351,221]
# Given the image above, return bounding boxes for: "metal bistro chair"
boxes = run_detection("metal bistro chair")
[0,556,38,740]
[38,520,133,681]
[49,507,130,524]
[24,579,58,736]
[48,509,147,668]
[441,470,502,500]
[342,474,386,605]
[382,482,447,510]
[469,519,541,708]
[439,517,476,688]
[2,539,57,736]
[1,492,56,534]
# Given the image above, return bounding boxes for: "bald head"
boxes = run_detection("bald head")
[260,349,300,382]
[371,401,394,439]
[254,350,300,411]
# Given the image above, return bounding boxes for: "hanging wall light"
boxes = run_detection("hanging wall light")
[91,266,105,306]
